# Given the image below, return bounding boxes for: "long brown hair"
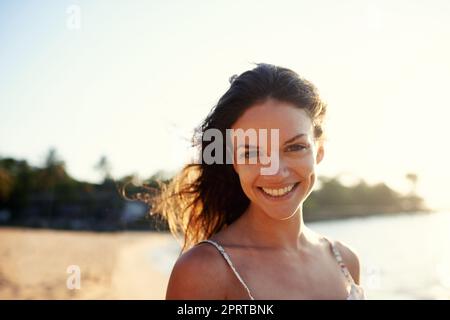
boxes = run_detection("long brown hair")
[140,63,327,253]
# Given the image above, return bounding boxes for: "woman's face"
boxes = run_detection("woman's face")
[231,98,324,220]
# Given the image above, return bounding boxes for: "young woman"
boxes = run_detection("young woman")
[151,63,365,300]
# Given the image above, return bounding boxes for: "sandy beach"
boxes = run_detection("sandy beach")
[2,211,450,300]
[0,228,176,299]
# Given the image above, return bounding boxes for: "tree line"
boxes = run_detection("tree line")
[0,148,429,230]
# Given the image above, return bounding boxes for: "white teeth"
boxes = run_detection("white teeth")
[261,184,296,197]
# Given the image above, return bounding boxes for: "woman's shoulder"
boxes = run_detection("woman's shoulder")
[165,240,232,299]
[312,229,361,285]
[332,239,361,285]
[177,240,230,271]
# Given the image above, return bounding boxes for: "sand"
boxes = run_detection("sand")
[0,228,176,299]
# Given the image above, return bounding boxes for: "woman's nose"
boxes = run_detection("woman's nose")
[261,157,290,180]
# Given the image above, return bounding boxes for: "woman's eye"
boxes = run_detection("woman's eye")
[286,144,308,152]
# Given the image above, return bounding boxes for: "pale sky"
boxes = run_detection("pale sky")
[1,0,450,210]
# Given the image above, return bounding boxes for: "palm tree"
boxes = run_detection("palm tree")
[94,155,112,183]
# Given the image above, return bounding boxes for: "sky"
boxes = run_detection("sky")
[1,0,450,210]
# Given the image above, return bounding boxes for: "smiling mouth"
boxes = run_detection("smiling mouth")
[257,182,300,198]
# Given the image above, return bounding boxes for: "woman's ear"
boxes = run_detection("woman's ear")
[316,143,325,164]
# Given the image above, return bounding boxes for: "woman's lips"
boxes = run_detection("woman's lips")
[257,182,300,201]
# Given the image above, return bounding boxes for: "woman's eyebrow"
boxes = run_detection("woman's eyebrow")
[283,133,307,145]
[237,133,307,149]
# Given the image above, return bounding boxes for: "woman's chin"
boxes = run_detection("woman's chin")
[260,206,300,221]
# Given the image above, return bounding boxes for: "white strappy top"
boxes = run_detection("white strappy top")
[197,238,366,300]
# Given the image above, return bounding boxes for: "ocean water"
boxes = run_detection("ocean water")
[152,211,450,299]
[311,211,450,299]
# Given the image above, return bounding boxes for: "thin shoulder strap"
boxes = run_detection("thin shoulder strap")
[324,237,355,285]
[197,239,255,300]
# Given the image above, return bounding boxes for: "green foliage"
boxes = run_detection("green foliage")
[304,175,428,221]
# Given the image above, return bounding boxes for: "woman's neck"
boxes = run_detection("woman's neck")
[234,204,311,251]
